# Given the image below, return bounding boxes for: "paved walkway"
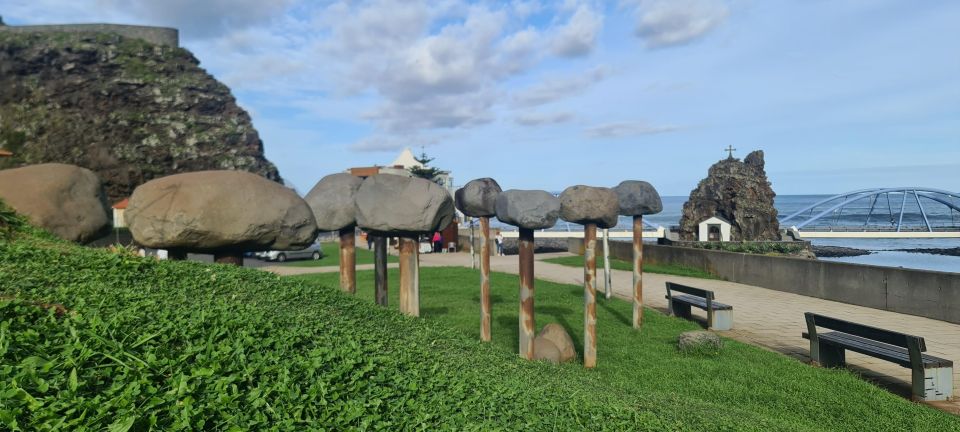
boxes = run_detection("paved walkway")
[261,251,959,412]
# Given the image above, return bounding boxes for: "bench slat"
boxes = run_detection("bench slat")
[807,313,920,350]
[803,331,952,369]
[669,294,733,311]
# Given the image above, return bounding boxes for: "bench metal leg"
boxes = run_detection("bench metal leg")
[913,366,953,402]
[710,309,733,331]
[669,301,691,320]
[818,344,845,368]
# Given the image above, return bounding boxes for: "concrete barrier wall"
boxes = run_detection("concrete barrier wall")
[0,24,179,46]
[568,238,960,324]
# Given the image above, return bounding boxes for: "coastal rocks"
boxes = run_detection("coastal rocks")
[455,178,501,217]
[678,150,780,241]
[125,170,317,252]
[0,163,109,243]
[677,331,723,354]
[613,180,663,216]
[304,173,363,231]
[495,190,560,230]
[533,323,577,364]
[354,174,455,235]
[0,31,283,203]
[812,245,872,258]
[558,185,619,228]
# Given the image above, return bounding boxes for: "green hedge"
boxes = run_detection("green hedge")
[0,218,674,430]
[687,241,806,255]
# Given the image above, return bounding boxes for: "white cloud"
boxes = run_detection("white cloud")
[514,111,575,126]
[551,4,604,57]
[584,121,680,138]
[634,0,728,48]
[513,66,607,107]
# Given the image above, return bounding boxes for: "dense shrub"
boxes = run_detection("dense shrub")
[688,241,806,255]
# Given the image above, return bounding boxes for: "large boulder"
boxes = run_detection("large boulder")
[613,180,663,216]
[455,177,502,217]
[125,170,317,252]
[494,190,559,230]
[0,163,109,243]
[354,174,455,236]
[559,185,619,228]
[533,323,576,364]
[304,173,363,231]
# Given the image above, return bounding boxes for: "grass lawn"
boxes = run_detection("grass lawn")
[283,241,398,267]
[293,267,958,430]
[543,254,719,279]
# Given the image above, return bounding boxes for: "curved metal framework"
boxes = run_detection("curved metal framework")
[780,187,960,232]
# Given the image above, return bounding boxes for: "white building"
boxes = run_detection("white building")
[698,215,732,242]
[346,147,455,195]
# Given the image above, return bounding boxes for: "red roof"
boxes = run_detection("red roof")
[112,198,130,209]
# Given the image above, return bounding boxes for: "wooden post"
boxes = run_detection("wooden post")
[213,251,243,266]
[469,217,477,269]
[632,215,644,329]
[374,235,388,306]
[479,216,492,342]
[399,236,420,317]
[518,228,535,360]
[584,223,598,368]
[339,227,356,294]
[602,227,611,299]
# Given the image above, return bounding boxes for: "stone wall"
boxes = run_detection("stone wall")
[0,24,179,46]
[567,238,960,324]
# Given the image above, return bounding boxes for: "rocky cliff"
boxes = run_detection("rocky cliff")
[0,31,282,203]
[678,150,780,241]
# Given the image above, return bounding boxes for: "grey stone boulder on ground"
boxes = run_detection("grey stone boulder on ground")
[304,173,363,231]
[533,323,577,364]
[559,185,619,228]
[354,174,455,236]
[455,177,502,217]
[0,163,109,243]
[677,330,724,354]
[125,170,317,251]
[613,180,663,216]
[495,190,559,230]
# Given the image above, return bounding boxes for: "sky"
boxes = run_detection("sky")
[3,0,959,196]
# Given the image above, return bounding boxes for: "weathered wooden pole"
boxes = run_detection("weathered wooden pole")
[398,236,420,317]
[518,227,536,360]
[214,251,243,266]
[632,215,644,328]
[339,227,356,294]
[469,217,477,270]
[602,227,612,299]
[583,223,598,368]
[374,235,388,306]
[479,216,493,341]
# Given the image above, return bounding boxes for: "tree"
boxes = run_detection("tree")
[408,150,444,183]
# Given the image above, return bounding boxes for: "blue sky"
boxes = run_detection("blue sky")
[4,0,958,195]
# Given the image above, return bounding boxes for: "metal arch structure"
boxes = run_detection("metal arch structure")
[781,187,960,232]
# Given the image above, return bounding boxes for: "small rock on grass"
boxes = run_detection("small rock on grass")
[677,330,723,355]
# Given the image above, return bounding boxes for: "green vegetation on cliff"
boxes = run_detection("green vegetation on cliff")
[0,31,282,202]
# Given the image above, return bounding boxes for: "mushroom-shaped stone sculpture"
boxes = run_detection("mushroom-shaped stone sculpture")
[126,170,318,265]
[305,173,363,294]
[559,185,619,369]
[454,178,502,342]
[613,180,663,329]
[355,174,455,316]
[495,189,560,360]
[0,163,110,243]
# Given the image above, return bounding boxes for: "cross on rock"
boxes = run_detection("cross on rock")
[725,145,737,159]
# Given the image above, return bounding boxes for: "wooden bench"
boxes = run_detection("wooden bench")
[803,312,953,401]
[665,282,733,331]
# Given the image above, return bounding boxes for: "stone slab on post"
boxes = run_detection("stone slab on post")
[583,223,598,369]
[339,227,356,294]
[214,252,243,266]
[399,236,420,317]
[518,228,536,360]
[480,216,492,342]
[633,215,643,329]
[374,235,388,306]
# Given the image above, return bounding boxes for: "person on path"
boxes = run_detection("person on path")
[433,232,443,253]
[495,232,504,256]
